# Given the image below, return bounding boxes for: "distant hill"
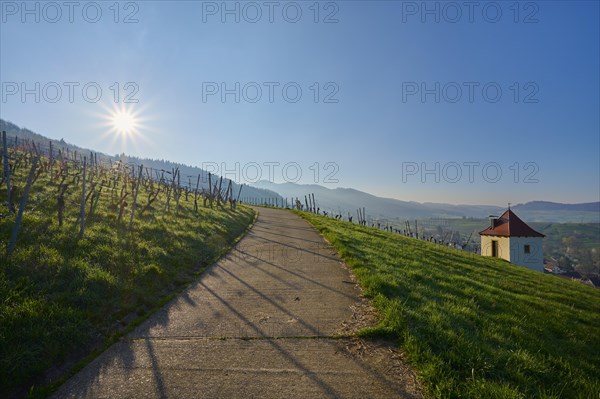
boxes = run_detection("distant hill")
[254,181,600,223]
[511,201,600,223]
[513,201,599,212]
[0,119,282,202]
[254,181,503,219]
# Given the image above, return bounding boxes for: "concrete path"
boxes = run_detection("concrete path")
[52,207,420,398]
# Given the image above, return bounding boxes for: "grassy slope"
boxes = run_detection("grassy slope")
[297,211,600,399]
[0,159,255,395]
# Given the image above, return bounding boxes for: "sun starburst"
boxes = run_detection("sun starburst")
[111,109,138,135]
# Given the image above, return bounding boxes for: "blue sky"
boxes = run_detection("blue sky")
[1,0,598,205]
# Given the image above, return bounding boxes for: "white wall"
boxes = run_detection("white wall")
[508,236,544,272]
[480,235,544,272]
[480,235,510,262]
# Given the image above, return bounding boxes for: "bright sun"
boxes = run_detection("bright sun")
[111,110,138,135]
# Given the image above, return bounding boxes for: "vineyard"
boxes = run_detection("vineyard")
[0,132,255,396]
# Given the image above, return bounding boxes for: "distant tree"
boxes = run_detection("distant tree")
[576,249,600,276]
[453,231,461,245]
[436,225,444,237]
[593,249,600,274]
[563,236,583,254]
[558,255,575,272]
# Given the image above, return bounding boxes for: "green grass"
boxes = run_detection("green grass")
[0,154,255,396]
[297,211,600,399]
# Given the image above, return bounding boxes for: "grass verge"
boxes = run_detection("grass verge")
[296,211,600,399]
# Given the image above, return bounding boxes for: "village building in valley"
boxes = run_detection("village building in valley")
[479,208,545,272]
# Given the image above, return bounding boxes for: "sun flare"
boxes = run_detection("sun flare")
[111,109,138,135]
[95,103,153,154]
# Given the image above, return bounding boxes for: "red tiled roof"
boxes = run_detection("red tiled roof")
[479,209,545,237]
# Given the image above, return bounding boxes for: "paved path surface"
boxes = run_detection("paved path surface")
[52,208,420,398]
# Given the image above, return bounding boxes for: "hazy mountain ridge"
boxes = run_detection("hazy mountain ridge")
[512,201,599,212]
[254,181,600,223]
[0,119,282,201]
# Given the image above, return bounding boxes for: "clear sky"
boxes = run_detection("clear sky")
[1,0,598,205]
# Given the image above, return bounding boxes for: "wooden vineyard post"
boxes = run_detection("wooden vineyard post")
[186,177,191,202]
[225,181,233,209]
[88,151,95,182]
[79,157,87,238]
[174,168,181,214]
[162,170,173,219]
[224,180,232,203]
[49,141,53,181]
[129,164,143,229]
[2,131,11,213]
[194,174,201,212]
[216,176,223,208]
[214,181,220,204]
[208,173,213,208]
[228,183,234,209]
[7,155,39,256]
[236,184,243,203]
[166,168,177,216]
